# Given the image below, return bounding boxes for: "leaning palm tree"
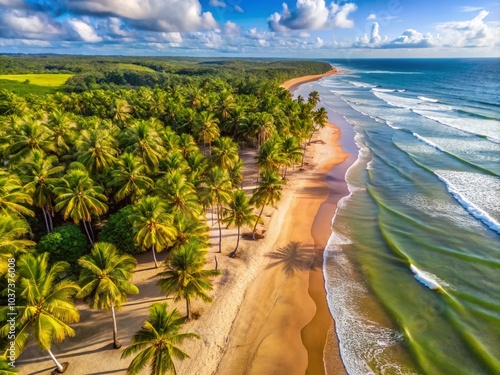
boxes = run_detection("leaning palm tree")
[250,170,284,240]
[0,253,80,373]
[222,189,260,258]
[77,242,139,349]
[158,241,219,321]
[130,196,176,268]
[54,168,108,244]
[121,302,199,375]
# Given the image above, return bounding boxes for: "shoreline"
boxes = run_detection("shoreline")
[281,68,338,92]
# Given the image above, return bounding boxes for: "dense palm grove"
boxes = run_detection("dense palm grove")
[0,57,329,374]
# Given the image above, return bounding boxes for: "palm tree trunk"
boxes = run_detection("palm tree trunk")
[82,221,94,245]
[229,226,240,258]
[252,202,267,240]
[42,207,50,233]
[217,201,222,253]
[88,220,95,242]
[186,296,191,322]
[48,208,54,231]
[152,244,159,268]
[47,349,65,373]
[111,304,121,349]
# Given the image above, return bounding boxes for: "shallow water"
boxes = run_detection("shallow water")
[298,58,500,375]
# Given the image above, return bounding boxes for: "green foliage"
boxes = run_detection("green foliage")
[98,206,142,254]
[37,225,88,271]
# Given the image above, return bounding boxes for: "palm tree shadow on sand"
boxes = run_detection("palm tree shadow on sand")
[265,241,315,276]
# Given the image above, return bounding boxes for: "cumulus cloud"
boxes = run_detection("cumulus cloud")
[66,0,217,32]
[367,13,376,20]
[436,10,499,47]
[268,0,357,31]
[209,0,226,7]
[0,9,63,39]
[68,18,102,42]
[224,21,241,36]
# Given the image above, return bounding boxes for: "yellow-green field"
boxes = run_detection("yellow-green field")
[115,64,156,72]
[0,74,73,86]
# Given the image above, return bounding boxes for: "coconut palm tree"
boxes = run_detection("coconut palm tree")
[0,171,34,217]
[200,167,232,253]
[120,120,165,173]
[210,136,239,171]
[308,91,321,107]
[222,189,259,258]
[4,118,56,166]
[250,170,284,240]
[0,213,35,275]
[46,108,77,156]
[110,98,133,127]
[157,241,219,321]
[155,171,202,219]
[257,138,282,174]
[279,136,302,178]
[130,196,176,268]
[121,302,199,375]
[0,253,80,373]
[109,153,154,203]
[53,168,108,244]
[75,126,118,176]
[194,111,219,155]
[17,150,64,232]
[0,356,18,374]
[77,242,139,349]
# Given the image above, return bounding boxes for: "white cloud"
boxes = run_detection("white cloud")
[436,10,499,47]
[68,19,102,42]
[316,36,323,47]
[234,5,244,13]
[66,0,218,32]
[268,0,357,31]
[0,10,62,39]
[224,21,241,37]
[209,0,226,7]
[460,6,484,12]
[367,13,376,20]
[161,31,182,45]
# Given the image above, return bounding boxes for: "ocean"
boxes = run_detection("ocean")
[295,58,500,375]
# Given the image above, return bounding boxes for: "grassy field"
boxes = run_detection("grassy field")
[0,79,61,96]
[0,73,73,86]
[115,63,156,72]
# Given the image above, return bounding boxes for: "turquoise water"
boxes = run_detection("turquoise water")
[297,59,500,375]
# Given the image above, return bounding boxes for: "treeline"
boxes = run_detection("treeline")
[0,65,328,373]
[0,55,331,93]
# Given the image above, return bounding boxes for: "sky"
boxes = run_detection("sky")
[0,0,499,58]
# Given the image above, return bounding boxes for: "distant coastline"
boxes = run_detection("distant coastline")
[280,67,338,91]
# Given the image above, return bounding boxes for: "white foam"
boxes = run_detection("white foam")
[349,81,377,88]
[413,133,445,152]
[418,96,439,103]
[372,88,396,93]
[434,171,500,234]
[410,264,441,290]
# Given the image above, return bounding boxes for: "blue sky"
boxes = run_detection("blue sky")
[0,0,498,57]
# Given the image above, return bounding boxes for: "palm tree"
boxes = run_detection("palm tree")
[53,168,108,244]
[18,150,64,232]
[279,136,302,178]
[170,215,209,254]
[0,253,80,373]
[0,171,34,217]
[256,139,282,174]
[222,190,259,258]
[194,111,219,155]
[0,213,35,275]
[110,98,133,127]
[155,171,202,219]
[46,108,77,156]
[200,167,232,253]
[210,136,239,170]
[130,196,176,268]
[308,107,328,145]
[121,302,199,375]
[120,120,165,173]
[308,91,321,107]
[250,170,284,240]
[75,126,118,176]
[0,356,18,374]
[158,241,219,321]
[109,153,153,203]
[77,242,139,349]
[4,117,56,166]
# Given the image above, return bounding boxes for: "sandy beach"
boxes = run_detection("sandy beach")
[280,68,338,92]
[17,71,350,375]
